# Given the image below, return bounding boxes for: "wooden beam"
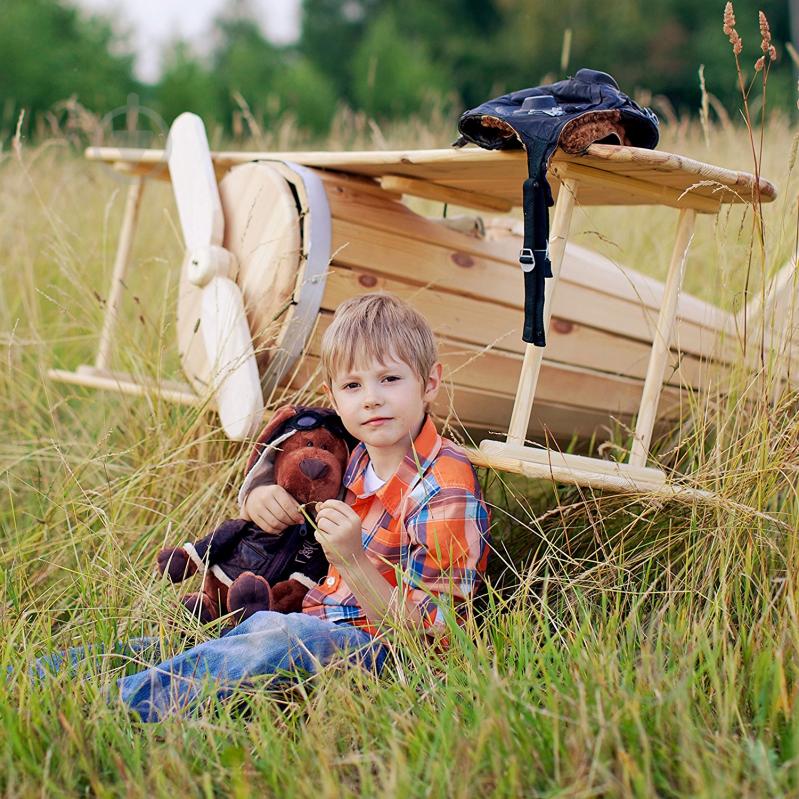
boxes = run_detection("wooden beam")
[84,145,776,207]
[49,366,202,407]
[551,161,720,214]
[629,208,697,466]
[479,439,666,490]
[379,175,513,212]
[95,176,145,371]
[506,177,578,444]
[469,444,714,499]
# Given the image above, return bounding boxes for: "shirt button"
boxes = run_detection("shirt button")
[326,577,335,586]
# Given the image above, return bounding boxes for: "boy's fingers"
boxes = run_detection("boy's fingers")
[273,488,303,522]
[272,495,301,525]
[274,497,301,524]
[261,505,285,527]
[259,505,288,532]
[261,504,285,527]
[313,521,333,540]
[314,513,334,532]
[317,500,354,519]
[254,512,276,533]
[316,507,349,526]
[252,511,272,532]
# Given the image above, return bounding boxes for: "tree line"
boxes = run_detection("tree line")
[1,0,794,144]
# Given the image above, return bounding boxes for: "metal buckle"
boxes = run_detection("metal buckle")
[519,248,535,272]
[519,247,551,273]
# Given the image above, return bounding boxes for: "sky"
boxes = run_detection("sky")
[71,0,301,83]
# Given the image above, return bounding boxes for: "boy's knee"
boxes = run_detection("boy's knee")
[228,609,286,636]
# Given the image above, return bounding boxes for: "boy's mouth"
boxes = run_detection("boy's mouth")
[364,416,392,426]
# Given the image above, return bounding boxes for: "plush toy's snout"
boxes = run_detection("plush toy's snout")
[275,429,349,505]
[300,458,328,480]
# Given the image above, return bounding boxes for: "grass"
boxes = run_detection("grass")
[1,102,799,797]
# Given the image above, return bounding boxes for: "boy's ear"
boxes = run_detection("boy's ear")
[322,382,338,412]
[422,362,443,403]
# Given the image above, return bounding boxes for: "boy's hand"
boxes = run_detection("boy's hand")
[242,484,303,534]
[314,499,363,566]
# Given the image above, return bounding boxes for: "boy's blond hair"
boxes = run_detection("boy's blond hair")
[321,293,438,385]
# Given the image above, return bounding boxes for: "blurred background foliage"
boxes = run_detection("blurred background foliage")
[0,0,795,144]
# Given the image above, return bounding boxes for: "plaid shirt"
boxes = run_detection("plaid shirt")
[302,415,491,636]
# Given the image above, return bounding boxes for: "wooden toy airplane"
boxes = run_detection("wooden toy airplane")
[49,113,787,495]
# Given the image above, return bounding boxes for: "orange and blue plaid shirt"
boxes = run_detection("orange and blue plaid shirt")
[302,415,491,636]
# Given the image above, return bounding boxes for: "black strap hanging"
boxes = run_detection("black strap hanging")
[454,68,659,348]
[520,149,554,345]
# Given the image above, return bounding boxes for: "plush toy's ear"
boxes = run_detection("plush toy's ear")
[245,405,297,474]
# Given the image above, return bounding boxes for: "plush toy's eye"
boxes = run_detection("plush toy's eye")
[305,440,313,447]
[321,443,330,451]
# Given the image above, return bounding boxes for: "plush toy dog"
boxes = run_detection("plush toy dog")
[156,405,355,624]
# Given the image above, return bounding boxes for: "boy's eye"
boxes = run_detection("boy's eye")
[383,375,399,382]
[342,382,359,390]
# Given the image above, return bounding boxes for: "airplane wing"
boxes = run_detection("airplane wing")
[85,143,776,214]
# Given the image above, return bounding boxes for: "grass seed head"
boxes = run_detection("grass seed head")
[723,2,743,56]
[758,11,771,55]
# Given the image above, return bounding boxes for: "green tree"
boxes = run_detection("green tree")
[298,0,505,112]
[374,0,506,108]
[296,0,795,125]
[0,0,137,136]
[276,56,340,134]
[349,8,450,118]
[208,8,337,135]
[298,0,383,106]
[491,0,793,115]
[155,41,221,127]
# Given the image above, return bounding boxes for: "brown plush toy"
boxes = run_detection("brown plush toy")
[156,405,355,625]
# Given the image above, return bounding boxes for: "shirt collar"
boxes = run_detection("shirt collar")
[344,415,442,516]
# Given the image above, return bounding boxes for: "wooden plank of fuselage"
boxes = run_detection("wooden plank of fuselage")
[305,312,689,411]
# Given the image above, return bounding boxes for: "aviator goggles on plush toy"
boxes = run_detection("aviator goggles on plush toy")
[267,408,353,447]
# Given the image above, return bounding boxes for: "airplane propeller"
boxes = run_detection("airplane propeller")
[167,113,264,439]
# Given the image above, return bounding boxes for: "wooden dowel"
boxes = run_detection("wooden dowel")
[629,208,696,466]
[480,439,666,483]
[95,177,145,371]
[49,367,201,407]
[551,161,720,214]
[506,177,578,445]
[379,175,513,212]
[468,445,713,499]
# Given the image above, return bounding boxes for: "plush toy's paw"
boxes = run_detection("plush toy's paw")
[156,547,196,582]
[270,579,310,614]
[181,592,219,624]
[227,572,273,624]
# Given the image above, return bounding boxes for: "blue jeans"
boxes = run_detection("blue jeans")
[30,611,387,722]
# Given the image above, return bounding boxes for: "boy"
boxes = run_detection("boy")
[38,293,490,721]
[244,292,491,638]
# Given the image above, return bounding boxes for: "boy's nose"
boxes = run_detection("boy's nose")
[363,387,383,407]
[300,458,329,480]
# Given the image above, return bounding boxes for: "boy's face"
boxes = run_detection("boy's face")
[325,354,442,457]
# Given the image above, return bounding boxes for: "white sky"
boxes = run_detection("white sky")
[70,0,301,82]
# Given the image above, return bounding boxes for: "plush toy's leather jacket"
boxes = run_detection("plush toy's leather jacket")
[184,518,328,587]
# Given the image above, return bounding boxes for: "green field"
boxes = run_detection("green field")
[2,109,799,797]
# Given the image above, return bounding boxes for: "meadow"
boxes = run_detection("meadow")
[1,102,799,797]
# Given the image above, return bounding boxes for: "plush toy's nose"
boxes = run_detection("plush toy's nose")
[300,458,329,480]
